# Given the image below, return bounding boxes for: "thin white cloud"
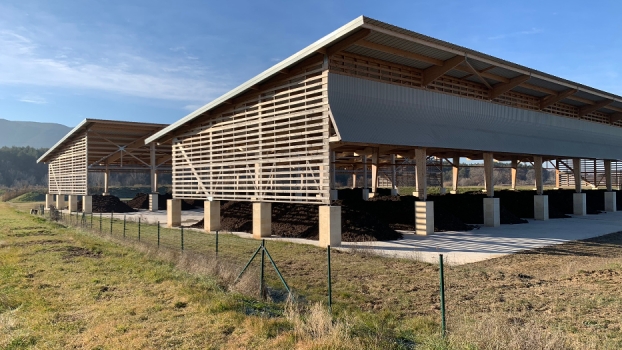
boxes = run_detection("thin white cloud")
[183,104,201,111]
[488,28,542,40]
[0,10,227,104]
[19,95,47,104]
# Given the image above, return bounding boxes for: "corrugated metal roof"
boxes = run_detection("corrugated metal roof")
[485,66,523,79]
[512,86,548,98]
[146,15,622,144]
[329,73,622,160]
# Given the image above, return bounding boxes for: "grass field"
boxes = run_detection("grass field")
[2,202,622,349]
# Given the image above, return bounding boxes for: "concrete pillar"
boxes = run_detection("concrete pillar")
[605,192,616,212]
[149,194,159,212]
[319,206,341,247]
[252,202,271,238]
[82,195,92,214]
[483,197,500,227]
[484,153,494,197]
[555,159,561,190]
[415,201,434,235]
[573,158,582,193]
[204,200,221,232]
[510,159,517,190]
[56,194,65,210]
[605,160,612,191]
[167,199,181,228]
[371,148,379,194]
[573,193,586,216]
[534,195,549,220]
[451,156,459,194]
[415,148,427,200]
[391,154,398,196]
[534,156,543,195]
[45,194,54,209]
[68,195,78,212]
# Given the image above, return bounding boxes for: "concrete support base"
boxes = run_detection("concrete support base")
[605,192,617,212]
[534,195,549,221]
[390,188,399,196]
[319,206,341,247]
[484,198,500,227]
[362,189,369,201]
[56,195,65,210]
[253,202,271,238]
[149,194,159,212]
[45,194,54,209]
[573,193,586,216]
[330,190,338,201]
[450,190,457,195]
[82,196,92,214]
[167,199,181,228]
[415,201,434,235]
[204,201,221,232]
[102,193,110,196]
[68,195,78,212]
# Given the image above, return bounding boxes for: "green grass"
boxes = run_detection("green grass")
[9,190,47,203]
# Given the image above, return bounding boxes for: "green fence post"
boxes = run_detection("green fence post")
[90,213,93,229]
[110,212,113,235]
[181,227,184,251]
[215,230,219,256]
[138,218,141,241]
[328,245,332,314]
[260,239,265,300]
[123,215,126,238]
[99,212,102,233]
[157,222,160,246]
[439,254,447,338]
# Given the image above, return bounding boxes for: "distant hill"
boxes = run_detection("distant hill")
[0,119,71,148]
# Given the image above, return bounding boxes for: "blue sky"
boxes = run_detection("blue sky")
[1,0,620,127]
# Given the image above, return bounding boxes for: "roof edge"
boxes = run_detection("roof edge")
[37,119,89,163]
[145,15,366,144]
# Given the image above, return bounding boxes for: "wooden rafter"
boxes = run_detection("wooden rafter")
[463,58,492,89]
[99,135,150,165]
[609,112,622,124]
[578,99,614,117]
[489,75,530,100]
[421,55,464,86]
[323,29,371,56]
[539,88,577,110]
[355,40,443,66]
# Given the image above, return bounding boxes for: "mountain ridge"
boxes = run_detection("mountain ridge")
[0,118,72,148]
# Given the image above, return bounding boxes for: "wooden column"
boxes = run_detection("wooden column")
[415,148,427,200]
[534,156,543,195]
[605,160,613,191]
[451,156,459,194]
[573,158,582,193]
[484,153,494,197]
[103,163,110,195]
[555,159,561,189]
[150,142,157,193]
[371,148,379,193]
[351,171,356,189]
[391,154,397,193]
[510,159,518,190]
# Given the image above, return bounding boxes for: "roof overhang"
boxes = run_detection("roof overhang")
[146,16,622,144]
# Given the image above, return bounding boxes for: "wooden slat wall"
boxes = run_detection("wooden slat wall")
[172,63,331,204]
[329,53,613,127]
[48,135,88,195]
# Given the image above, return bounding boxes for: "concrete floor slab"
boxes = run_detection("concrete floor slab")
[71,209,622,265]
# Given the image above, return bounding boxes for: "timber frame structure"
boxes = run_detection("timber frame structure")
[147,16,622,208]
[38,119,173,196]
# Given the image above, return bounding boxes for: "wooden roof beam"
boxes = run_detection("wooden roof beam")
[489,74,531,100]
[102,135,151,164]
[609,112,622,124]
[463,58,492,89]
[422,55,465,86]
[578,99,614,117]
[354,40,443,66]
[323,29,371,56]
[539,88,578,110]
